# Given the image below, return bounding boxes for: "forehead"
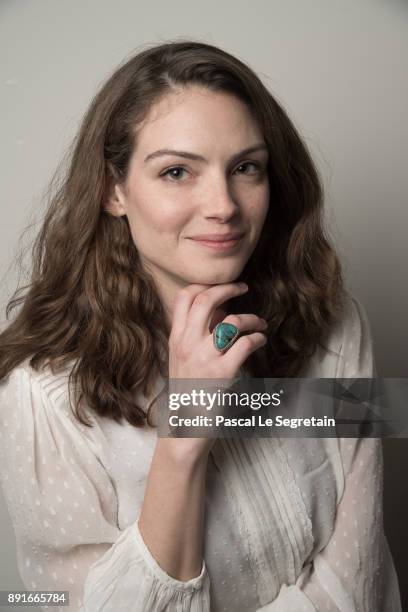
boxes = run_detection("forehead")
[132,86,264,156]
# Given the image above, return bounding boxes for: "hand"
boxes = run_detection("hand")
[162,282,268,462]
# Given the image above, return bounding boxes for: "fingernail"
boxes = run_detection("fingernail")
[239,282,248,290]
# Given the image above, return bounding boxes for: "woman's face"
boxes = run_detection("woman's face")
[106,86,269,314]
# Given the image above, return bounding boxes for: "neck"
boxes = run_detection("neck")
[144,264,230,336]
[143,264,191,330]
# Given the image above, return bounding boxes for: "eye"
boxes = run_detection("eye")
[233,161,263,175]
[159,161,264,182]
[160,166,189,181]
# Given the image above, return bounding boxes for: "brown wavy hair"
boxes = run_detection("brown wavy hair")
[0,39,347,428]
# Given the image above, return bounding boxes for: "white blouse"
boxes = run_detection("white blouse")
[0,295,402,612]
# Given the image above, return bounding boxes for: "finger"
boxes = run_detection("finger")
[170,284,212,343]
[209,306,228,333]
[220,332,267,370]
[221,314,267,334]
[187,283,249,338]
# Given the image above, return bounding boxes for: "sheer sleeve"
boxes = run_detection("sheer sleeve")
[256,296,402,611]
[0,362,210,611]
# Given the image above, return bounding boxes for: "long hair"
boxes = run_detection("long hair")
[0,39,347,428]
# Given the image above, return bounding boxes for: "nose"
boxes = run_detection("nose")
[201,173,240,221]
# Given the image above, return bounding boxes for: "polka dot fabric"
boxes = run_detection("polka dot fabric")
[0,295,401,611]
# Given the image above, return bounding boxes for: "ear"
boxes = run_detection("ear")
[103,166,127,217]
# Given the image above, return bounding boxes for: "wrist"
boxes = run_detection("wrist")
[155,437,211,471]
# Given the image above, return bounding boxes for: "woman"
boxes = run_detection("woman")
[0,40,401,611]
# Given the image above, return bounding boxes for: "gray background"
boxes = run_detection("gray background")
[1,0,407,610]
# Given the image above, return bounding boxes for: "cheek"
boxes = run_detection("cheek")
[127,194,191,238]
[246,188,269,224]
[257,185,270,223]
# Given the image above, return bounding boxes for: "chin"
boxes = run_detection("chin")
[185,264,246,286]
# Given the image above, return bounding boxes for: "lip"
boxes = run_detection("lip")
[189,232,245,242]
[188,236,244,251]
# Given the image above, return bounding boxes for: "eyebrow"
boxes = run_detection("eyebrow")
[143,143,268,164]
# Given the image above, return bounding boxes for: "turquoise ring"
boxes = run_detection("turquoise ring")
[213,322,240,353]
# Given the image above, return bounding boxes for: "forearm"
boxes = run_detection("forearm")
[138,437,209,582]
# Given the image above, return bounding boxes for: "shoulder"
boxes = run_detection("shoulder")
[329,293,373,356]
[306,293,375,377]
[0,358,112,480]
[1,356,72,391]
[0,357,81,424]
